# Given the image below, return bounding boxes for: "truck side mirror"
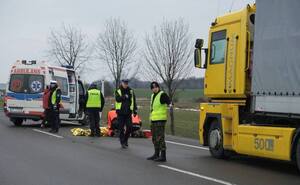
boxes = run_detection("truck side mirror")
[194,39,207,69]
[194,48,202,68]
[195,39,204,49]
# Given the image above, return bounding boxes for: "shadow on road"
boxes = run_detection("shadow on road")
[232,156,299,175]
[205,154,300,176]
[6,121,83,129]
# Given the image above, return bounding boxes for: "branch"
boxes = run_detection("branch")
[47,23,92,72]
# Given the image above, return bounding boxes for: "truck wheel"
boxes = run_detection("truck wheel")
[208,120,226,159]
[296,137,300,172]
[12,118,23,126]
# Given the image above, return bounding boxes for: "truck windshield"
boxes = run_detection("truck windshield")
[210,30,227,64]
[9,74,44,94]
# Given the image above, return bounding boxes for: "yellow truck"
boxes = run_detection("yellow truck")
[194,1,300,171]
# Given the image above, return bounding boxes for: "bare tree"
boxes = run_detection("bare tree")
[96,18,137,89]
[48,24,92,72]
[143,19,193,135]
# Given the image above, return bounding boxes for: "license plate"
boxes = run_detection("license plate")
[9,108,23,113]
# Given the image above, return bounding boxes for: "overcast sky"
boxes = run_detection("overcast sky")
[0,0,255,83]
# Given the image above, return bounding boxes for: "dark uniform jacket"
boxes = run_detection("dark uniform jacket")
[115,86,137,115]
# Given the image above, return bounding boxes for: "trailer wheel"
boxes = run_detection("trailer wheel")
[296,137,300,172]
[12,118,23,126]
[208,120,227,159]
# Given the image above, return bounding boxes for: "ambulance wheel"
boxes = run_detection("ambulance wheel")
[208,120,227,159]
[296,137,300,172]
[79,114,89,126]
[12,118,23,126]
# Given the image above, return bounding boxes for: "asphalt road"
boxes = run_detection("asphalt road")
[0,112,300,185]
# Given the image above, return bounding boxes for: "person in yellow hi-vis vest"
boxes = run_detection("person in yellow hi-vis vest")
[85,83,105,137]
[147,82,171,162]
[49,80,62,133]
[115,79,137,149]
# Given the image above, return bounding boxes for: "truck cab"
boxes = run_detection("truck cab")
[195,5,255,99]
[194,3,300,171]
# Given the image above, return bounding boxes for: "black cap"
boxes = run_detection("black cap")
[121,79,129,83]
[150,81,160,89]
[89,83,97,89]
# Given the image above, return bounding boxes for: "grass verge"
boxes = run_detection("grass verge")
[102,98,200,139]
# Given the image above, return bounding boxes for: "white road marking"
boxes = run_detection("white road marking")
[32,129,64,139]
[166,140,209,151]
[158,165,236,185]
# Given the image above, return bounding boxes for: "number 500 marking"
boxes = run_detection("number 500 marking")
[254,138,274,151]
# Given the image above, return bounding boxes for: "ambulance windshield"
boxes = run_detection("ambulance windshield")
[9,74,44,94]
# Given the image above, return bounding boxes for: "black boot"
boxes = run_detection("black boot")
[154,150,166,162]
[89,132,95,137]
[95,132,101,137]
[121,143,127,149]
[147,148,159,160]
[124,140,128,147]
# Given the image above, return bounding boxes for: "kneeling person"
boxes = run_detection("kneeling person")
[147,82,170,162]
[85,83,105,137]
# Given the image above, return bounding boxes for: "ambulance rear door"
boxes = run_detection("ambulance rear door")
[66,69,77,118]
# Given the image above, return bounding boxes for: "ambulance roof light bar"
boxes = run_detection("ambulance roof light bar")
[61,65,74,69]
[21,60,37,65]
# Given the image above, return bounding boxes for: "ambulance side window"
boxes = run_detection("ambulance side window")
[53,76,68,96]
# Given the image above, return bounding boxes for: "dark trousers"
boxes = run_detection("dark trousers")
[118,114,132,144]
[50,109,60,131]
[88,110,100,135]
[151,121,166,151]
[41,109,50,125]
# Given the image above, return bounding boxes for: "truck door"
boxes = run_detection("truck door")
[204,29,228,97]
[205,16,247,99]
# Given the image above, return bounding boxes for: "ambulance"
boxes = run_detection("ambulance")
[4,60,87,126]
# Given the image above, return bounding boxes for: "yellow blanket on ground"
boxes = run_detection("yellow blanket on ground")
[71,127,109,137]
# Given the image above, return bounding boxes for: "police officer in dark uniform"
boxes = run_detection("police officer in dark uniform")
[85,83,105,137]
[115,79,137,148]
[49,81,62,133]
[147,82,170,162]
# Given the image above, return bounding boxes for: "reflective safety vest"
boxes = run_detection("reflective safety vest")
[51,89,57,105]
[86,89,101,108]
[115,89,134,111]
[51,88,62,106]
[150,91,168,121]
